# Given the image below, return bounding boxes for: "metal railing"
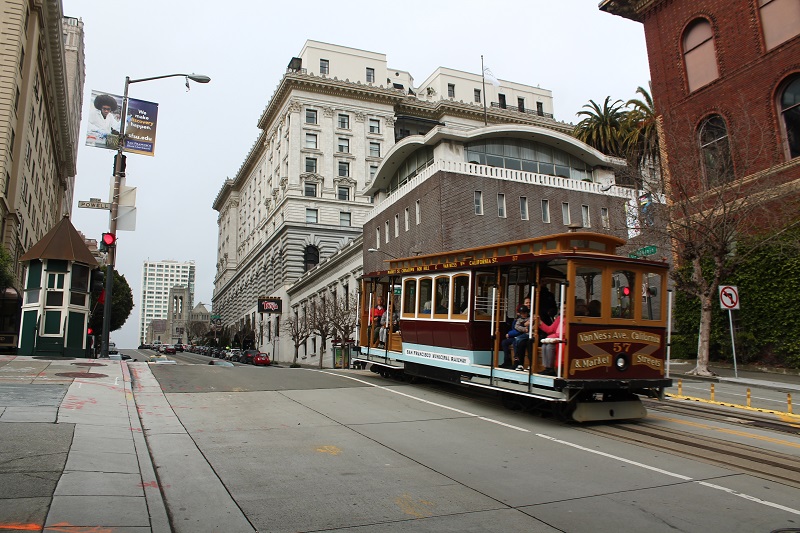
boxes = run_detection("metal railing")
[491,102,554,119]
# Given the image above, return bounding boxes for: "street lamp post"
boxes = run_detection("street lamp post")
[100,73,210,357]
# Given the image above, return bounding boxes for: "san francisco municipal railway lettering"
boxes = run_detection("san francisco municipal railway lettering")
[405,348,469,365]
[577,330,661,345]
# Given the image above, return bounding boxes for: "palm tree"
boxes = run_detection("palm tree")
[573,96,627,158]
[622,84,660,172]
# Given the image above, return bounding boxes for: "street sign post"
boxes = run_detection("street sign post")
[719,285,741,377]
[628,245,657,258]
[78,198,111,210]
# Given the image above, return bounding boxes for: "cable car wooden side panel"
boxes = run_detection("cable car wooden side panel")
[356,232,672,422]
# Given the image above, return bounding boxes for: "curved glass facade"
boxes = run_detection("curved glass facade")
[465,139,593,181]
[388,146,434,193]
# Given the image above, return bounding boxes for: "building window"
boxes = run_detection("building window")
[779,75,800,159]
[518,97,525,112]
[394,214,399,237]
[338,137,349,153]
[305,157,317,173]
[375,228,381,248]
[404,207,409,231]
[447,83,455,98]
[519,197,528,220]
[415,199,421,224]
[497,193,506,218]
[474,88,481,103]
[581,205,591,227]
[474,191,484,215]
[369,118,380,133]
[384,221,390,243]
[304,245,320,271]
[498,94,507,108]
[340,212,351,226]
[698,114,734,187]
[369,165,378,180]
[320,59,329,75]
[304,182,317,197]
[366,67,375,83]
[305,109,317,124]
[562,203,571,225]
[369,142,381,157]
[337,186,350,201]
[306,208,318,224]
[537,102,544,116]
[542,199,550,223]
[305,133,317,149]
[601,207,610,229]
[338,161,350,177]
[759,0,800,50]
[338,114,350,129]
[683,18,719,92]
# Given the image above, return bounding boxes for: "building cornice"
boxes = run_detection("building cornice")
[599,0,666,21]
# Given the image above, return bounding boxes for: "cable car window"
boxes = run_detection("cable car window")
[452,274,470,318]
[474,272,494,321]
[418,277,433,318]
[402,279,416,318]
[642,272,663,321]
[574,265,604,317]
[433,276,450,317]
[612,270,635,319]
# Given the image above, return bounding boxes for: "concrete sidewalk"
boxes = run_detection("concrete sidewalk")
[0,355,169,532]
[668,359,800,392]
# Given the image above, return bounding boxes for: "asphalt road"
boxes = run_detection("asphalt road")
[131,359,800,533]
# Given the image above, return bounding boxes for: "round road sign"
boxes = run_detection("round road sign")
[719,285,740,310]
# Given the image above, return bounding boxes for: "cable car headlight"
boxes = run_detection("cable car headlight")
[615,353,630,372]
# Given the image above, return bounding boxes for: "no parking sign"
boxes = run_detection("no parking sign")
[719,285,740,310]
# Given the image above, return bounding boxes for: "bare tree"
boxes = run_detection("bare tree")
[654,110,787,375]
[188,320,210,344]
[329,291,359,367]
[307,294,333,369]
[283,308,310,366]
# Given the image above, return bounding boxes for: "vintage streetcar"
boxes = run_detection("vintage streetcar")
[356,232,672,422]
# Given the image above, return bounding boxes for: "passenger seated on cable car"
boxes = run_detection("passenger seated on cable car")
[575,298,588,316]
[588,299,601,317]
[501,306,530,369]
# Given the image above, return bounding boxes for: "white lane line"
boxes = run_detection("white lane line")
[318,369,800,516]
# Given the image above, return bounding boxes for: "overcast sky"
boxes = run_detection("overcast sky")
[62,0,650,347]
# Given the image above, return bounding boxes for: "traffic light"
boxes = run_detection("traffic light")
[99,232,116,252]
[87,327,94,335]
[622,286,631,297]
[91,269,105,292]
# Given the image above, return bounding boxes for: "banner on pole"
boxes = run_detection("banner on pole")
[124,98,159,156]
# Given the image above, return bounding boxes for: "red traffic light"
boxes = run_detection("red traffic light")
[102,233,116,246]
[87,327,94,335]
[622,286,631,297]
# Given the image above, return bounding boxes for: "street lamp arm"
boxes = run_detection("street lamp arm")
[368,248,397,259]
[127,73,211,85]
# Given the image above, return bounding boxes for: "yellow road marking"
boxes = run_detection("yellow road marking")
[648,414,800,449]
[394,493,434,518]
[316,445,342,455]
[666,393,800,422]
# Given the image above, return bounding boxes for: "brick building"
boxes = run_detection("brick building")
[599,0,800,215]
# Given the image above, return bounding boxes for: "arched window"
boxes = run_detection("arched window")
[759,0,800,50]
[698,115,734,187]
[779,75,800,159]
[303,245,319,272]
[683,19,719,92]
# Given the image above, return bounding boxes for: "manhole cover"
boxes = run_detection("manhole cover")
[33,356,76,360]
[55,372,108,379]
[72,362,107,367]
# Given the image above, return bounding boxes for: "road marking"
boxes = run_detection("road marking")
[648,414,800,449]
[318,369,800,517]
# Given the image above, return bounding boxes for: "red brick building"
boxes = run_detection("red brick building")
[600,0,800,211]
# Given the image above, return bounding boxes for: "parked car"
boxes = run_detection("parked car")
[138,343,151,350]
[226,349,243,362]
[174,344,184,352]
[252,352,271,366]
[240,349,259,364]
[163,345,177,355]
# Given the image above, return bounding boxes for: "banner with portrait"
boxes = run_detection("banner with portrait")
[86,90,123,150]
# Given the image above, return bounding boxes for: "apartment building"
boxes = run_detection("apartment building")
[0,1,83,288]
[139,260,195,344]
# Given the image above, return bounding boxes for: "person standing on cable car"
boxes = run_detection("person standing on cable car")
[371,296,386,347]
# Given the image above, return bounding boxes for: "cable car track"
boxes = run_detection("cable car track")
[580,418,800,488]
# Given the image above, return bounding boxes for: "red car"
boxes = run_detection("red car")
[252,352,271,366]
[163,345,177,355]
